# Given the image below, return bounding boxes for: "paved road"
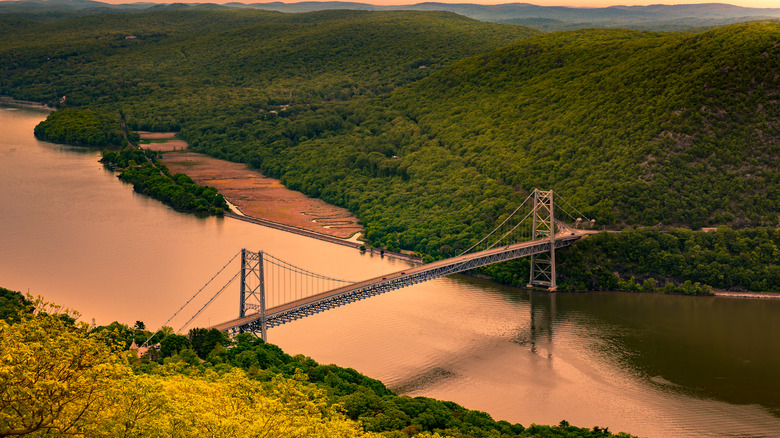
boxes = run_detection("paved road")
[211,230,586,332]
[224,211,421,263]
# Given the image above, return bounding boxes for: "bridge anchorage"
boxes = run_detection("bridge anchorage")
[207,188,593,340]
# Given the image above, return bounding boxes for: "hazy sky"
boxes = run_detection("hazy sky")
[88,0,780,8]
[355,0,780,6]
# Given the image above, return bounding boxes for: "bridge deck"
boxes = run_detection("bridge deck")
[211,230,590,333]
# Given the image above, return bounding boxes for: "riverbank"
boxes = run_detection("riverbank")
[712,290,780,299]
[225,212,419,263]
[0,97,54,111]
[161,151,363,239]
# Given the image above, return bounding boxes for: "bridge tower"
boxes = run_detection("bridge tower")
[240,249,267,340]
[527,189,557,291]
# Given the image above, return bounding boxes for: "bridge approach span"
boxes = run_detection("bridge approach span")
[211,232,583,334]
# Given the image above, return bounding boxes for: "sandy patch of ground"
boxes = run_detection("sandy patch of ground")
[160,151,363,239]
[138,132,189,152]
[138,131,177,139]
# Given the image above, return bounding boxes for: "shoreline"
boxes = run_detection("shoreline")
[712,290,780,300]
[158,149,364,239]
[557,288,780,299]
[129,134,780,286]
[0,97,55,111]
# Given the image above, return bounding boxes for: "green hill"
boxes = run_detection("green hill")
[2,10,778,290]
[390,24,780,229]
[180,22,780,292]
[0,7,537,129]
[184,23,779,254]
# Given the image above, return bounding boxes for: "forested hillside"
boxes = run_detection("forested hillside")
[185,22,780,255]
[0,7,537,129]
[390,24,780,229]
[1,8,778,291]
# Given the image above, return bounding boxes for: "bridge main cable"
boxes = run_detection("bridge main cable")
[143,250,242,345]
[211,188,593,339]
[458,191,534,256]
[213,234,581,338]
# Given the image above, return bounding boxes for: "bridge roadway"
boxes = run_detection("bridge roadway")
[211,230,588,334]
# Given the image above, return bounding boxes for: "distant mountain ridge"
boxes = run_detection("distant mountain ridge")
[2,0,780,30]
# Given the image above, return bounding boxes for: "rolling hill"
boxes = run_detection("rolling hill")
[180,22,779,255]
[0,7,537,129]
[3,0,780,31]
[1,8,778,290]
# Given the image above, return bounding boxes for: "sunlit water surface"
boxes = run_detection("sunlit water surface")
[2,106,779,437]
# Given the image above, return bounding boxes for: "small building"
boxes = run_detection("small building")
[129,340,159,359]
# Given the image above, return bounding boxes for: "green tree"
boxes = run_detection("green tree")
[159,333,191,358]
[0,287,32,323]
[188,327,231,359]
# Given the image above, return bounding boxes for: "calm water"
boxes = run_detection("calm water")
[2,106,779,437]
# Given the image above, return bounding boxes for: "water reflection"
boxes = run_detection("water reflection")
[429,277,780,437]
[550,292,780,415]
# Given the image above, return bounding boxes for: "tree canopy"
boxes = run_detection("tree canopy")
[1,8,778,291]
[0,290,635,437]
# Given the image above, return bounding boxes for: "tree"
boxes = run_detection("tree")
[188,327,231,359]
[0,287,32,323]
[0,298,128,437]
[159,333,191,358]
[0,297,375,437]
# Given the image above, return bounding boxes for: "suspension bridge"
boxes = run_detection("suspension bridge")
[164,189,595,341]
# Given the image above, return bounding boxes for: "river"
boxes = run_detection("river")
[1,105,779,437]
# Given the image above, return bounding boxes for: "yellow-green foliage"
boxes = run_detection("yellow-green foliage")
[0,300,129,436]
[95,371,374,438]
[0,299,375,437]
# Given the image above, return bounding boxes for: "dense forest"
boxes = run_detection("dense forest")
[0,8,536,111]
[216,23,779,238]
[558,227,780,292]
[100,147,231,215]
[483,227,779,293]
[1,7,778,292]
[33,107,136,146]
[0,287,633,437]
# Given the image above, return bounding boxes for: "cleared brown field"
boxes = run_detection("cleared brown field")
[159,150,362,239]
